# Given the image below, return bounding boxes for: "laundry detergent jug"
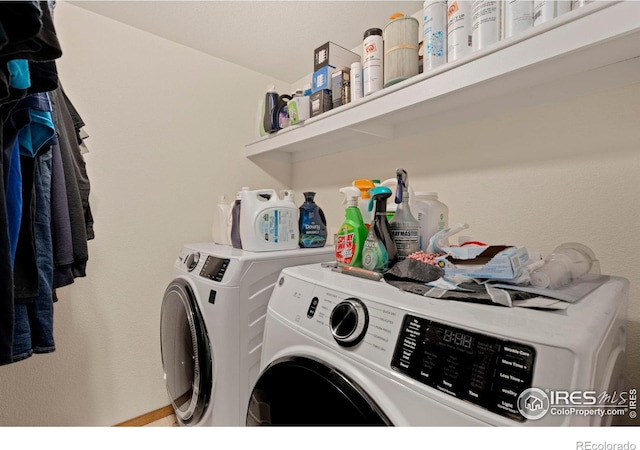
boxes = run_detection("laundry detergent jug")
[239,189,299,252]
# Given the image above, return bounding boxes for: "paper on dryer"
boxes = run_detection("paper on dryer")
[491,273,610,303]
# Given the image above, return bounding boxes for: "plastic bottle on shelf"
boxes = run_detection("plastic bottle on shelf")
[263,85,279,134]
[423,0,448,71]
[389,169,420,259]
[288,88,310,126]
[414,192,449,251]
[533,0,571,26]
[363,28,384,96]
[447,0,472,62]
[504,0,534,39]
[471,1,502,52]
[350,62,363,101]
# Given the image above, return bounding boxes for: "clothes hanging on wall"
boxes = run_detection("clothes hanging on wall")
[0,1,94,365]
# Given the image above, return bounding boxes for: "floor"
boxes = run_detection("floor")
[145,414,178,427]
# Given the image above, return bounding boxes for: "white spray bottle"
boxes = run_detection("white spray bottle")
[389,168,420,259]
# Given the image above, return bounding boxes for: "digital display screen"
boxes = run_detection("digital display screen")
[199,256,230,282]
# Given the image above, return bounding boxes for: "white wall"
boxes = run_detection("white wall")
[290,82,640,425]
[0,3,290,426]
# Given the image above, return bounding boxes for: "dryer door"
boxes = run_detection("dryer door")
[246,356,391,426]
[160,279,212,425]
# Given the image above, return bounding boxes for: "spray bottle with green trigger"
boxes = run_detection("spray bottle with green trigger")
[335,187,367,267]
[362,186,398,272]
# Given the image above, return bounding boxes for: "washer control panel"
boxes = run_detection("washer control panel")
[199,256,230,282]
[391,314,535,422]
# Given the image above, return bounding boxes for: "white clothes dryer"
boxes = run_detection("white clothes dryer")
[160,243,333,426]
[247,263,629,426]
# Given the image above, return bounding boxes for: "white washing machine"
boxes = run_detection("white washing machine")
[247,263,629,426]
[160,243,333,426]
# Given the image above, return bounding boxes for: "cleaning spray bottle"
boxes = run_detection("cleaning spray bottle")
[390,168,420,259]
[335,187,367,267]
[299,192,328,248]
[353,179,375,230]
[362,186,398,272]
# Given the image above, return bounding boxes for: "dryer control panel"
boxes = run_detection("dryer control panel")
[391,314,535,422]
[199,256,230,282]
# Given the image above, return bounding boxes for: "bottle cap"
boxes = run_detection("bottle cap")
[364,28,383,39]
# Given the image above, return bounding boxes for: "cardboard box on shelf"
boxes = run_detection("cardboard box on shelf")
[310,89,333,117]
[314,41,361,73]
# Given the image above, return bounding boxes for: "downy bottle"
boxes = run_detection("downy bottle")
[390,168,420,259]
[362,186,398,272]
[335,187,367,267]
[299,192,328,248]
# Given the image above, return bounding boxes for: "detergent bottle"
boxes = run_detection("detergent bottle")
[239,189,299,251]
[353,179,375,230]
[212,195,231,245]
[390,168,420,259]
[362,186,398,272]
[230,187,250,249]
[335,187,367,267]
[298,192,328,248]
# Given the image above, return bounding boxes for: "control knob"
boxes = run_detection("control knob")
[185,252,200,271]
[330,298,368,347]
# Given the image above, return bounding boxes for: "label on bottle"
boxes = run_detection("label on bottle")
[391,223,420,259]
[363,34,383,96]
[362,236,389,272]
[258,209,296,243]
[335,229,356,264]
[299,209,327,248]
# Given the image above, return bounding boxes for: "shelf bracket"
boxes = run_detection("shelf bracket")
[346,121,395,141]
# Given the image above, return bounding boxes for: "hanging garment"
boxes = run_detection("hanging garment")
[49,87,89,280]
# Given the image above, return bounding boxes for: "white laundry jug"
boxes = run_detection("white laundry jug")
[239,189,299,252]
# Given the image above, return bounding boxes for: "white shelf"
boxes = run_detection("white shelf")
[244,1,640,162]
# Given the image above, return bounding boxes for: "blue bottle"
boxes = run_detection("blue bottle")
[298,192,327,248]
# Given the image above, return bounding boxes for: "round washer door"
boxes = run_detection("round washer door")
[246,356,391,426]
[160,279,212,425]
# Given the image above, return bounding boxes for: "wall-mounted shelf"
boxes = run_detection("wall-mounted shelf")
[244,1,640,163]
